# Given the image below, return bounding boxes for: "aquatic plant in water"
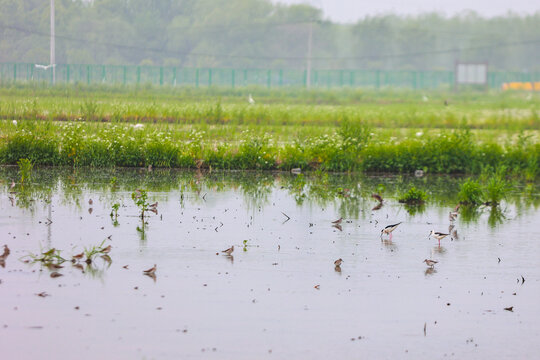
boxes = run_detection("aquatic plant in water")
[458,179,483,205]
[17,158,33,186]
[398,186,427,205]
[132,189,150,218]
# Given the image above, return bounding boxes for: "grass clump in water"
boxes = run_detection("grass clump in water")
[398,186,427,205]
[17,158,33,186]
[482,168,511,206]
[458,179,483,205]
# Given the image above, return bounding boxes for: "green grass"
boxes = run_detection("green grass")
[0,84,538,175]
[0,119,537,175]
[0,84,538,130]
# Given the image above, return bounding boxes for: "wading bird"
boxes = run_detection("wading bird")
[143,264,157,275]
[334,258,343,266]
[371,193,383,203]
[248,94,255,105]
[380,222,402,240]
[449,204,460,221]
[222,246,234,256]
[428,230,449,246]
[423,259,438,268]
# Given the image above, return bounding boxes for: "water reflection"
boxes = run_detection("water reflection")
[424,267,437,276]
[1,167,539,227]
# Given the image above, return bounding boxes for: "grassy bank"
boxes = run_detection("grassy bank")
[0,84,538,175]
[0,120,538,176]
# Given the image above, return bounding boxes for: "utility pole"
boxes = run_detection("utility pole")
[306,21,313,89]
[50,0,55,84]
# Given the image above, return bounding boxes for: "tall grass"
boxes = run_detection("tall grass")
[0,85,538,130]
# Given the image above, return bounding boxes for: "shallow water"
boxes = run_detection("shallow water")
[1,168,539,359]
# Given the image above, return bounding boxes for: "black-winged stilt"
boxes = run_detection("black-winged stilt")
[380,222,402,240]
[429,230,449,246]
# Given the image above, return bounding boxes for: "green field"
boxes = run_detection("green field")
[0,84,538,176]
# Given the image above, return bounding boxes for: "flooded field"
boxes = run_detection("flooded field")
[1,168,539,359]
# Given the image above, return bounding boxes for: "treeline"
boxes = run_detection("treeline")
[0,0,538,71]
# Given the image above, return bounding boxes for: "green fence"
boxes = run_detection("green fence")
[1,63,539,90]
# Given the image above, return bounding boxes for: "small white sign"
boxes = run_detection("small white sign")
[456,63,488,85]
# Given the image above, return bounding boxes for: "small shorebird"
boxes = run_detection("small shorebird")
[143,264,157,275]
[423,259,438,268]
[380,222,402,240]
[149,202,158,209]
[449,204,460,221]
[429,230,449,246]
[1,245,10,259]
[371,193,383,203]
[222,246,234,256]
[101,245,112,254]
[332,217,343,225]
[72,252,84,260]
[334,258,343,266]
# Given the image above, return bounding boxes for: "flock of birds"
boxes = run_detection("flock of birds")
[217,194,461,272]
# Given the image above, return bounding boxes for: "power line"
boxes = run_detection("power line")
[1,24,539,62]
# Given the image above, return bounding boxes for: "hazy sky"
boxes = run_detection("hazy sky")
[275,0,540,23]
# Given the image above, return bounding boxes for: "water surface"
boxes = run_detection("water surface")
[1,168,539,359]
